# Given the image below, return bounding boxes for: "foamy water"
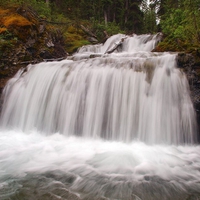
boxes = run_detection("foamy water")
[0,131,200,200]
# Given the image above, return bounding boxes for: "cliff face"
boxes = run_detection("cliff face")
[177,53,200,138]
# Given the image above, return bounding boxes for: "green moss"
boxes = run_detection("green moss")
[0,39,14,56]
[66,39,90,53]
[63,26,90,53]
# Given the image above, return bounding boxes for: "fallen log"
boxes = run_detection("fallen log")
[80,25,98,39]
[43,57,66,62]
[104,37,127,54]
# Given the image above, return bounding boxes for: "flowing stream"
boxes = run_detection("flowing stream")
[0,33,200,200]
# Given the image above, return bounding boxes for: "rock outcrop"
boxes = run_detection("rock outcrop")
[0,6,67,93]
[177,53,200,137]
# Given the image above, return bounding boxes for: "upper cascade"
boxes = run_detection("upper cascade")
[77,33,162,55]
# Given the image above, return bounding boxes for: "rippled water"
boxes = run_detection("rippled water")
[0,131,200,200]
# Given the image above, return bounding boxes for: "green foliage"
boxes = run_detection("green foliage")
[0,30,14,40]
[31,0,51,18]
[106,22,124,35]
[0,31,16,57]
[3,0,200,53]
[160,8,186,40]
[0,0,146,35]
[158,0,200,51]
[140,0,160,33]
[0,0,52,19]
[142,7,157,33]
[64,30,90,53]
[91,18,124,40]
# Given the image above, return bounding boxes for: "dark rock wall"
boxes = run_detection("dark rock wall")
[177,53,200,140]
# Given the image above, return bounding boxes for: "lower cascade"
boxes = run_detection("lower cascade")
[0,33,200,200]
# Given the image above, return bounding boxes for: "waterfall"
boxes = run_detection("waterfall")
[0,33,197,145]
[0,33,200,200]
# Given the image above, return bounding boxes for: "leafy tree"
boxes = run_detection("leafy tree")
[141,0,157,33]
[183,0,200,43]
[159,0,200,43]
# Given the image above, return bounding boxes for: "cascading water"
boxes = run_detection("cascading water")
[0,33,200,200]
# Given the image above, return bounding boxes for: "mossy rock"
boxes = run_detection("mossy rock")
[63,26,90,53]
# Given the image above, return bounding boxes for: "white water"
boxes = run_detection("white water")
[0,33,199,200]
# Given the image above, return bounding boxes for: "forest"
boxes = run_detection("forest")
[1,0,200,52]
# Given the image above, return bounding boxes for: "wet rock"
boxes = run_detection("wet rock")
[177,53,200,139]
[39,23,45,34]
[26,37,36,47]
[88,36,98,44]
[177,53,195,68]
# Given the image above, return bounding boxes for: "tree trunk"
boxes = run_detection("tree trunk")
[104,9,108,26]
[45,0,49,5]
[124,0,129,23]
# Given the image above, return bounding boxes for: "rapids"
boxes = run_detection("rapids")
[0,33,200,200]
